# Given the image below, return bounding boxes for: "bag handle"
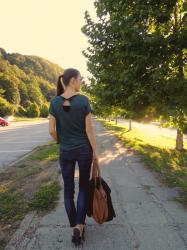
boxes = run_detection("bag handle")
[92,158,100,178]
[92,158,102,186]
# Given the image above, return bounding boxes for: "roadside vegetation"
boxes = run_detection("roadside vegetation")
[13,116,48,121]
[0,141,61,249]
[98,118,187,207]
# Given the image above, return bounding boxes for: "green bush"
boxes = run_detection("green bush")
[16,105,27,116]
[23,100,32,108]
[26,102,40,117]
[0,97,15,116]
[40,103,49,117]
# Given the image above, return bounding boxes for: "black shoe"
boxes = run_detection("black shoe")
[72,227,82,246]
[72,224,86,245]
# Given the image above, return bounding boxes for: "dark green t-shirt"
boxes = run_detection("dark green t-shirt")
[48,93,92,151]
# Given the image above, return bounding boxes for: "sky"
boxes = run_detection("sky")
[0,0,98,82]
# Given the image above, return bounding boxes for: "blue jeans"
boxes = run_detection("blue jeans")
[59,144,93,227]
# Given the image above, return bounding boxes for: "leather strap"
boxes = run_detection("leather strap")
[92,158,101,179]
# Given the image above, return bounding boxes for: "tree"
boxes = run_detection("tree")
[0,73,20,105]
[40,103,50,117]
[0,97,15,116]
[0,47,64,117]
[26,78,45,107]
[81,0,187,150]
[0,87,5,97]
[18,81,29,106]
[26,102,40,117]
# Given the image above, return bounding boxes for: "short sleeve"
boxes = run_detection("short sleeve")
[85,97,92,115]
[48,101,56,117]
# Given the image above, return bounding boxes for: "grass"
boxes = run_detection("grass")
[0,141,61,248]
[0,187,29,224]
[97,118,187,206]
[0,141,60,223]
[29,141,59,161]
[29,181,61,210]
[13,116,48,121]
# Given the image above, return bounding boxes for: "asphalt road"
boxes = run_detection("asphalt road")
[0,119,52,171]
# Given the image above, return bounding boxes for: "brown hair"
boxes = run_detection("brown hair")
[56,68,80,96]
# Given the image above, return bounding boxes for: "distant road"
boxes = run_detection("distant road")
[0,119,52,171]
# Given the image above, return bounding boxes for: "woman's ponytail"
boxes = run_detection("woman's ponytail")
[56,74,65,96]
[56,68,80,96]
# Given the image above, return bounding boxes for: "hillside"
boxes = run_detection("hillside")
[0,47,64,117]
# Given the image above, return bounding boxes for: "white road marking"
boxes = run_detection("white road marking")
[0,136,50,138]
[0,150,32,153]
[0,141,48,143]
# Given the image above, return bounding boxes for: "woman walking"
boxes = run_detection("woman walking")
[48,68,99,246]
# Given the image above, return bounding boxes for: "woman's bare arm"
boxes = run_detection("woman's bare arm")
[48,114,58,142]
[85,113,97,154]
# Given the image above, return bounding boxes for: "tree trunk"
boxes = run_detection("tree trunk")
[176,129,183,150]
[173,4,184,151]
[129,119,132,130]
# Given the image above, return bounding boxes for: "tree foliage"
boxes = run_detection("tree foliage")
[81,0,187,150]
[0,48,63,117]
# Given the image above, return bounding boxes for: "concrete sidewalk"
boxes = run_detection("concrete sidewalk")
[5,119,187,250]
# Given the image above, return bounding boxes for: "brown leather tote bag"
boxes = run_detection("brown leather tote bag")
[92,159,108,224]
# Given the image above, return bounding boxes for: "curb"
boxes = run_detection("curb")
[5,211,37,250]
[5,172,63,250]
[0,142,51,173]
